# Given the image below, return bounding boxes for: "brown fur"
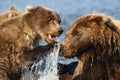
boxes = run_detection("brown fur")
[0,6,62,80]
[60,14,120,80]
[0,6,21,24]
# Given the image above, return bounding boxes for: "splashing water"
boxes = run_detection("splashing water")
[21,44,60,80]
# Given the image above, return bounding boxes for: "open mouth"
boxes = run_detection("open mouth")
[46,33,61,43]
[48,34,56,41]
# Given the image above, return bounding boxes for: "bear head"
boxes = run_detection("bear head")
[23,6,63,43]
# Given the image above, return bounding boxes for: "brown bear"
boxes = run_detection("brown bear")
[0,6,63,80]
[60,14,120,80]
[0,6,21,24]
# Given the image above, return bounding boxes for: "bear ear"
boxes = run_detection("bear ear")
[104,18,113,28]
[26,5,34,12]
[8,6,17,18]
[9,6,16,11]
[104,18,120,34]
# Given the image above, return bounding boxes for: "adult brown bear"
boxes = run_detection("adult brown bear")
[0,6,21,24]
[0,6,63,80]
[60,14,120,80]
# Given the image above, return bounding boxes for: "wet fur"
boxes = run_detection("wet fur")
[61,14,120,80]
[0,6,61,80]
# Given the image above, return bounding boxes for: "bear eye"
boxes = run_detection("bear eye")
[48,16,55,23]
[72,32,77,36]
[72,30,78,36]
[48,17,53,22]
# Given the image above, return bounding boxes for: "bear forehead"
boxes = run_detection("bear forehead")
[27,6,60,20]
[27,6,55,14]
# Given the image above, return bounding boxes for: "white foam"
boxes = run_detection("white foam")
[21,44,60,80]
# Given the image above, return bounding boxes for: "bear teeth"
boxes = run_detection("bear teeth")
[48,34,55,40]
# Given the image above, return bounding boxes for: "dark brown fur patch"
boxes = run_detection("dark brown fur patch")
[60,14,120,80]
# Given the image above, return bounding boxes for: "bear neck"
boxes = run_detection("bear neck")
[95,30,120,56]
[18,16,39,50]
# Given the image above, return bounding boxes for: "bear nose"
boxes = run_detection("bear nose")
[58,28,63,35]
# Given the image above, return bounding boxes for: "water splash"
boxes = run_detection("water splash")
[21,44,60,80]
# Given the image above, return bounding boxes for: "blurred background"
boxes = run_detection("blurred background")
[0,0,120,40]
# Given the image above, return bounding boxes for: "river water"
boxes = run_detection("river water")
[21,44,60,80]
